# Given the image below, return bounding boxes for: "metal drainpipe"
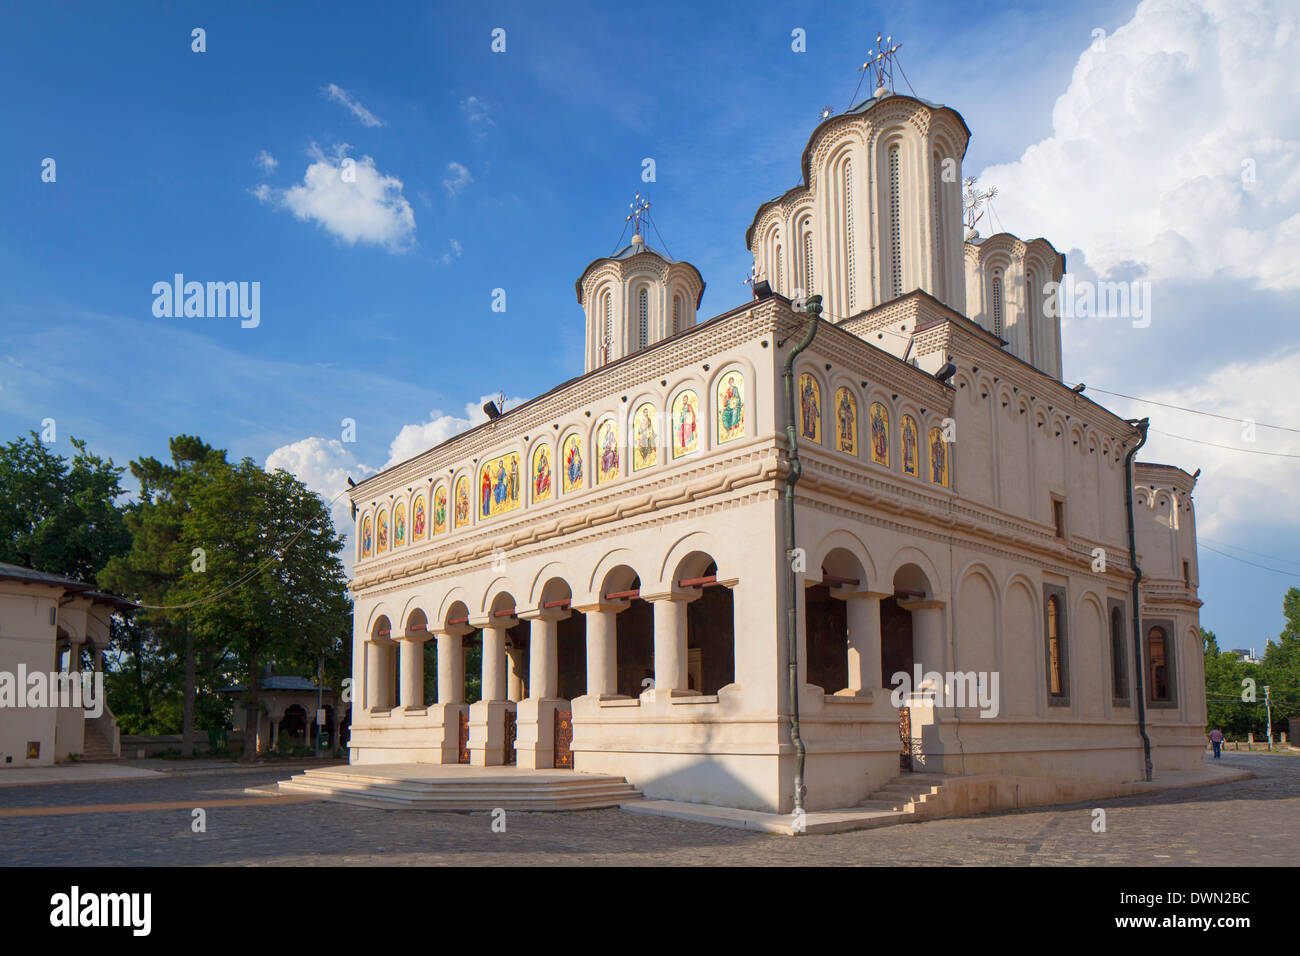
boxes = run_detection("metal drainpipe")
[1124,417,1153,782]
[784,294,821,815]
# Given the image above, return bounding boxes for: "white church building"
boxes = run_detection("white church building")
[335,88,1206,815]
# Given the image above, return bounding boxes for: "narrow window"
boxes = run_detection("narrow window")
[931,151,943,296]
[992,271,1004,337]
[888,145,903,299]
[803,228,814,295]
[673,294,683,334]
[844,159,856,311]
[601,292,612,363]
[775,246,784,295]
[1024,269,1036,362]
[1148,626,1170,702]
[1052,498,1066,538]
[637,288,648,350]
[1182,560,1191,588]
[1110,607,1127,700]
[1047,596,1062,697]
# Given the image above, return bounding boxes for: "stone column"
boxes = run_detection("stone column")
[66,641,82,673]
[577,603,620,698]
[399,634,427,710]
[507,641,527,702]
[844,591,887,693]
[515,609,565,769]
[906,600,947,676]
[436,630,465,704]
[482,624,507,702]
[646,593,693,697]
[92,645,104,673]
[468,616,513,766]
[365,641,383,711]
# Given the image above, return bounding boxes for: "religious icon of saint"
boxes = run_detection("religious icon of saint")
[493,459,508,507]
[636,406,656,467]
[455,482,469,526]
[566,439,583,488]
[481,468,492,516]
[434,490,447,532]
[394,504,406,545]
[377,512,388,552]
[412,497,425,540]
[837,389,856,453]
[508,456,520,503]
[599,423,619,478]
[871,403,888,464]
[535,447,551,497]
[930,428,947,485]
[902,418,918,475]
[719,375,743,439]
[800,375,820,441]
[677,396,697,451]
[362,517,372,556]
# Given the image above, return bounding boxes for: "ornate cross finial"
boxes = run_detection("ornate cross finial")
[860,33,903,97]
[963,176,998,233]
[626,192,651,240]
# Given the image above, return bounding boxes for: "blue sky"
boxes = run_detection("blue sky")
[2,0,1297,651]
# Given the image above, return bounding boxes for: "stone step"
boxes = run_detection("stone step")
[272,779,641,811]
[857,798,916,812]
[287,771,635,798]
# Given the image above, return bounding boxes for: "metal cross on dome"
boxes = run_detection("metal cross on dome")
[963,176,998,232]
[626,193,651,237]
[860,33,903,96]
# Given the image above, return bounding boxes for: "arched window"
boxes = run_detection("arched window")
[600,290,612,364]
[1024,269,1037,362]
[803,227,814,295]
[672,293,683,333]
[888,144,903,299]
[844,159,856,311]
[991,271,1004,337]
[1110,606,1128,700]
[636,287,648,350]
[931,150,943,297]
[1148,626,1170,702]
[1047,597,1061,696]
[775,245,784,295]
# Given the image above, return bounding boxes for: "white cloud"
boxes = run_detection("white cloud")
[439,238,463,266]
[254,150,278,173]
[249,183,273,203]
[324,83,385,128]
[1101,349,1300,539]
[271,144,415,251]
[977,0,1300,291]
[265,436,375,560]
[460,95,495,139]
[442,161,472,198]
[385,395,524,470]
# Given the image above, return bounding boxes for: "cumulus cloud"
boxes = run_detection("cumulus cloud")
[324,83,385,128]
[442,161,472,197]
[1102,350,1300,540]
[385,395,524,470]
[265,143,415,250]
[254,150,278,173]
[265,436,375,559]
[977,0,1300,292]
[439,238,463,266]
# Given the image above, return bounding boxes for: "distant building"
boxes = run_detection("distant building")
[1228,648,1263,664]
[0,562,133,767]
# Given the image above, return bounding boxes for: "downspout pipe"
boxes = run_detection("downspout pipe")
[783,294,822,815]
[1124,417,1153,782]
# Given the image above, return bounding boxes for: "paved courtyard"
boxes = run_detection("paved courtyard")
[0,753,1294,866]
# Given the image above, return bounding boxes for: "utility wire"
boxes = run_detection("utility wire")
[1066,384,1300,434]
[1149,428,1300,458]
[1200,537,1300,571]
[1200,542,1300,580]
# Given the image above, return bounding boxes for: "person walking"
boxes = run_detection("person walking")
[1209,727,1224,759]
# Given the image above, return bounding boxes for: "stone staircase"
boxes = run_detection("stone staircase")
[858,772,951,818]
[79,723,119,762]
[260,764,642,811]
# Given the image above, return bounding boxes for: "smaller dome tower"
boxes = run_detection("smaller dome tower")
[575,196,705,372]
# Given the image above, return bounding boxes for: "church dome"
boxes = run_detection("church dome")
[575,238,705,372]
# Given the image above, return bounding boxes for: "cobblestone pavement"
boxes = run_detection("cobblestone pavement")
[0,753,1293,866]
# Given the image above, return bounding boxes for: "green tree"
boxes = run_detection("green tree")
[0,431,129,581]
[167,459,350,761]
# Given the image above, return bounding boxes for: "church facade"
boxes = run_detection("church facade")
[344,90,1206,814]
